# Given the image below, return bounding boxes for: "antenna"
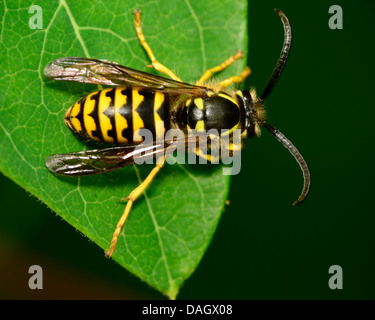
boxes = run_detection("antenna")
[261,122,310,206]
[258,9,292,102]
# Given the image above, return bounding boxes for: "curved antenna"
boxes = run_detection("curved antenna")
[258,9,292,102]
[261,122,310,206]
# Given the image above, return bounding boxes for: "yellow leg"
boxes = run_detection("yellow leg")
[105,158,165,258]
[195,148,220,163]
[196,51,244,86]
[133,9,182,82]
[217,66,251,89]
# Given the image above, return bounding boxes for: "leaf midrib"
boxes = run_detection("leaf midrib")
[40,0,210,298]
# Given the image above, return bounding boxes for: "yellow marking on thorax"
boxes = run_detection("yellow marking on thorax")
[195,120,205,132]
[236,90,243,98]
[98,89,114,143]
[218,92,241,137]
[132,89,145,143]
[194,98,204,110]
[83,92,100,141]
[114,88,129,143]
[154,91,165,140]
[218,93,238,107]
[220,121,241,137]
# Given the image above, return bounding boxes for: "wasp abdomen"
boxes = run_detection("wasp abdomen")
[64,87,170,144]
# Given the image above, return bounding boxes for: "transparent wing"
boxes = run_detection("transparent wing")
[45,135,203,176]
[44,57,208,96]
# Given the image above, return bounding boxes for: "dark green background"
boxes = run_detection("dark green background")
[1,0,374,299]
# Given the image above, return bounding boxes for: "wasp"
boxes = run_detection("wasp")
[44,9,310,258]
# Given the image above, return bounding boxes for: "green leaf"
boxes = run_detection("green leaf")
[0,0,247,299]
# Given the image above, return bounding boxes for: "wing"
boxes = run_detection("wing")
[45,136,201,176]
[46,143,166,176]
[44,57,208,96]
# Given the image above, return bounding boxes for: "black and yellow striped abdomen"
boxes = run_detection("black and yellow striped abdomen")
[64,87,170,144]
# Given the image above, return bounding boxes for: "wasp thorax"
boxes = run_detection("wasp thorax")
[177,93,244,135]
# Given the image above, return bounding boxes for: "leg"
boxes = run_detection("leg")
[217,66,251,89]
[133,9,182,82]
[105,158,165,258]
[195,148,220,163]
[195,51,244,86]
[193,134,221,163]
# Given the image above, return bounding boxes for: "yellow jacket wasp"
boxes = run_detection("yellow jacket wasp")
[44,9,310,258]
